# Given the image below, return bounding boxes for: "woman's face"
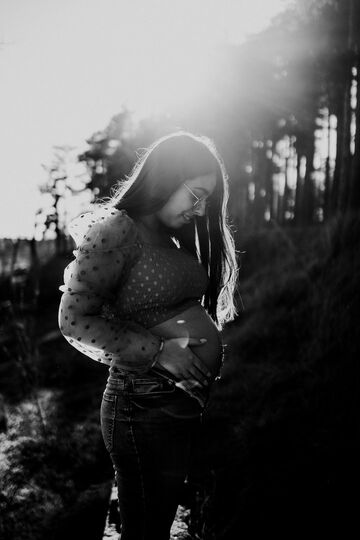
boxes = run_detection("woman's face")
[156,172,217,229]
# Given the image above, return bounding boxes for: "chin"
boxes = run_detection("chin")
[167,224,183,231]
[166,217,185,229]
[174,221,186,229]
[175,221,194,232]
[165,216,193,231]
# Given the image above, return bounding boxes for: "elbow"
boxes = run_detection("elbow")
[58,297,83,338]
[58,291,101,340]
[58,308,71,339]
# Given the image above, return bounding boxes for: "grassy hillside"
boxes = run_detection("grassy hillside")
[191,214,360,538]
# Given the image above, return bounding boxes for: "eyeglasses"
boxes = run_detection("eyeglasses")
[183,183,209,210]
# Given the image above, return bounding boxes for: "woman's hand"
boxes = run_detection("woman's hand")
[154,337,211,387]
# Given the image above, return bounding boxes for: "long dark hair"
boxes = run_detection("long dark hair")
[105,131,238,328]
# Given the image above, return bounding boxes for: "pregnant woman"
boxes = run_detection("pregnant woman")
[58,131,238,539]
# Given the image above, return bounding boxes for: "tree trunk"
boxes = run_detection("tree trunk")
[283,156,291,223]
[349,61,360,209]
[301,136,316,225]
[265,147,275,221]
[293,135,306,226]
[337,60,353,213]
[330,94,343,215]
[294,157,303,226]
[349,0,360,212]
[323,109,332,220]
[332,0,357,214]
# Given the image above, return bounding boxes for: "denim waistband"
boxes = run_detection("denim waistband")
[105,372,176,394]
[105,344,227,407]
[105,370,209,408]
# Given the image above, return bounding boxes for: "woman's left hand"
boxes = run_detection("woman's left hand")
[154,337,211,387]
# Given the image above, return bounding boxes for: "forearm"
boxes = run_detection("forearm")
[58,293,162,373]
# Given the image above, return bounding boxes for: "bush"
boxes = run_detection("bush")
[192,216,360,537]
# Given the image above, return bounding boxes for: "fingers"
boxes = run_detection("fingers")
[185,352,211,386]
[191,356,212,379]
[187,367,209,386]
[177,379,203,392]
[170,337,206,349]
[162,337,211,385]
[187,337,207,347]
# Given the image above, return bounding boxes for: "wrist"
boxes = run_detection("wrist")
[151,337,165,367]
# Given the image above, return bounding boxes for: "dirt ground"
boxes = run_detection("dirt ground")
[102,484,190,539]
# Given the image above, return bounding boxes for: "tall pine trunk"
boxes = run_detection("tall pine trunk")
[337,61,353,213]
[330,93,344,215]
[323,109,332,220]
[349,0,360,210]
[301,134,316,225]
[349,63,360,209]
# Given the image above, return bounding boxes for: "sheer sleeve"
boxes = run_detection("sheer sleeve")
[58,206,162,374]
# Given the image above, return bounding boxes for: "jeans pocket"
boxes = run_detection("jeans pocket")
[100,393,117,453]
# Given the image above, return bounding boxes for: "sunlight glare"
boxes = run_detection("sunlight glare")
[0,0,289,238]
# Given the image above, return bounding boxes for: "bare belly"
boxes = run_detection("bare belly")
[149,304,223,376]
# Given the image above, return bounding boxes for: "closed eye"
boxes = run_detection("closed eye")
[194,187,211,197]
[183,183,210,208]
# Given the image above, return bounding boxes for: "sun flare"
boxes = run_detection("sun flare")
[0,0,288,238]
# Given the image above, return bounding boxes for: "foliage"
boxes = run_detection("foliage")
[188,214,360,537]
[0,398,111,540]
[71,0,359,232]
[0,259,112,539]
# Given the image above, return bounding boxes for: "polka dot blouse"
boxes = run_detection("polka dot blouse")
[58,206,209,374]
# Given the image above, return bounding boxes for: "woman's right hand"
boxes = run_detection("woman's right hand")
[154,337,211,387]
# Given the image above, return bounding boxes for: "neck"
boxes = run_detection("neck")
[135,215,175,246]
[136,214,162,232]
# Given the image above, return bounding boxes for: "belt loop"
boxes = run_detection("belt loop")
[124,376,132,392]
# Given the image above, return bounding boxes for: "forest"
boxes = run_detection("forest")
[1,0,359,538]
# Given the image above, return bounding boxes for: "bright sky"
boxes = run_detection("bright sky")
[0,0,287,239]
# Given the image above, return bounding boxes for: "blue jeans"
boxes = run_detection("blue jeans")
[100,373,203,540]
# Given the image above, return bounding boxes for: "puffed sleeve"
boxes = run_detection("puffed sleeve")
[58,206,162,374]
